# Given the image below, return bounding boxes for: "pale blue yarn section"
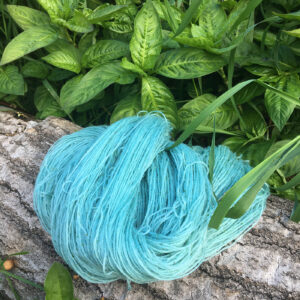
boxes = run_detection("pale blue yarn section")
[33,113,269,284]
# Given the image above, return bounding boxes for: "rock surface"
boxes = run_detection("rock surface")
[0,111,299,300]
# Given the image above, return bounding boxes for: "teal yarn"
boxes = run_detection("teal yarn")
[34,113,269,284]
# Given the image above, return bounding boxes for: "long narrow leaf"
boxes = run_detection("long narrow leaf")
[172,0,202,38]
[276,172,300,191]
[209,137,300,228]
[0,270,44,291]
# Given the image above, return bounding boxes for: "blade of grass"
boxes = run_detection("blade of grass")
[172,0,203,38]
[208,117,216,183]
[276,172,300,191]
[6,276,20,300]
[227,48,245,127]
[0,270,44,291]
[208,136,300,228]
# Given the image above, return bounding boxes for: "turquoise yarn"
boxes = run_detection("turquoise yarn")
[34,113,269,284]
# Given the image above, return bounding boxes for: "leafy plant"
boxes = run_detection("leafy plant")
[0,256,78,300]
[0,0,300,223]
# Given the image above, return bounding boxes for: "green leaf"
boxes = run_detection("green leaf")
[273,10,300,21]
[82,40,130,68]
[0,66,25,96]
[34,86,66,119]
[0,26,58,66]
[253,29,277,47]
[240,105,267,137]
[194,0,227,42]
[60,61,136,113]
[155,48,226,79]
[234,81,265,104]
[130,0,162,70]
[37,0,79,20]
[42,40,81,74]
[0,270,44,291]
[276,172,300,191]
[111,94,141,123]
[284,28,300,38]
[226,0,262,34]
[266,140,300,177]
[172,0,202,38]
[22,61,49,79]
[264,75,300,131]
[178,94,238,130]
[6,5,50,30]
[88,4,128,23]
[44,262,74,300]
[291,199,300,223]
[141,76,178,129]
[57,10,94,33]
[121,57,147,76]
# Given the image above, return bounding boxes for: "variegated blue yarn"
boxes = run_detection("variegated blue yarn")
[33,113,269,284]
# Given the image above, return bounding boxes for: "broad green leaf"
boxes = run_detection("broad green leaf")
[103,16,133,34]
[265,75,300,131]
[111,94,141,123]
[223,136,248,153]
[37,0,79,20]
[88,4,127,23]
[241,141,273,167]
[56,10,93,33]
[42,40,81,74]
[194,0,227,42]
[130,0,162,70]
[162,30,180,49]
[0,66,25,95]
[44,262,74,300]
[155,48,226,79]
[141,76,177,129]
[244,65,277,77]
[6,5,50,30]
[178,94,238,130]
[240,105,267,137]
[22,61,49,79]
[234,81,265,104]
[121,57,147,76]
[34,86,65,119]
[162,0,180,32]
[47,69,74,82]
[284,28,300,38]
[0,26,58,66]
[226,0,262,34]
[82,40,130,68]
[60,61,136,113]
[78,32,95,54]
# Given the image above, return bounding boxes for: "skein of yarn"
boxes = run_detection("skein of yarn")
[34,113,269,284]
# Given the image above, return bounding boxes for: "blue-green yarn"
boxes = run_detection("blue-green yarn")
[34,113,269,284]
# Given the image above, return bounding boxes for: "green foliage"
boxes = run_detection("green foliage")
[44,262,75,300]
[1,0,300,224]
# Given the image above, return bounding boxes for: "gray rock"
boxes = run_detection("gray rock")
[0,111,299,300]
